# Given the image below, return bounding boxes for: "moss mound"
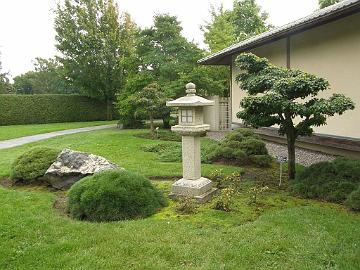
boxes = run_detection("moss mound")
[10,147,60,183]
[68,170,167,222]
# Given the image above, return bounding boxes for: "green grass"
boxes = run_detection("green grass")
[0,185,359,269]
[0,129,243,178]
[0,128,359,269]
[0,120,117,141]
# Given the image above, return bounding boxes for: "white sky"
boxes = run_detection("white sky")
[0,0,319,78]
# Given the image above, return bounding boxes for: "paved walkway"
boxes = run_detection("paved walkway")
[0,124,117,150]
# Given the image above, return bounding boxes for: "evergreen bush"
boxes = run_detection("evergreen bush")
[68,170,167,222]
[10,147,60,182]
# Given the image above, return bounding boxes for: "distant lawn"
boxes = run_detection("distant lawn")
[0,129,242,178]
[0,120,117,141]
[0,128,359,269]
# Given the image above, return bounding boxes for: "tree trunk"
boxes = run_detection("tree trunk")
[162,112,171,129]
[286,130,296,180]
[149,113,155,135]
[106,98,113,121]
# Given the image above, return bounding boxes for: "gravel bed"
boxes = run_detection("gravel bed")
[206,131,336,167]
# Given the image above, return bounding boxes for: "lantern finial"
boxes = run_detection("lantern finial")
[186,82,196,96]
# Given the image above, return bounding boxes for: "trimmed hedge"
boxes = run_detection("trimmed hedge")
[68,170,167,222]
[0,94,114,125]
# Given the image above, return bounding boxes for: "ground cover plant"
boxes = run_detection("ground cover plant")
[135,129,182,142]
[141,139,218,163]
[10,147,60,183]
[0,128,359,269]
[68,170,167,222]
[0,120,116,141]
[290,158,360,210]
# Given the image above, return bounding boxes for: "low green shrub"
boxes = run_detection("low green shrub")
[289,158,360,207]
[10,147,60,183]
[68,170,167,222]
[207,128,272,167]
[345,186,360,211]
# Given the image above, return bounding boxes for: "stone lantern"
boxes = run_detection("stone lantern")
[166,82,217,202]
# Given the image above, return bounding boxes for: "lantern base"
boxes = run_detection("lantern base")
[170,177,218,203]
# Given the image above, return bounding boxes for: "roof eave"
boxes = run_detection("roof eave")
[198,1,360,66]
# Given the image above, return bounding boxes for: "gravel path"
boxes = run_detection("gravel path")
[206,131,335,167]
[0,124,116,150]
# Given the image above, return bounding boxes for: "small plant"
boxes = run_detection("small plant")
[345,186,360,211]
[209,170,242,190]
[10,147,60,183]
[248,186,269,204]
[213,187,236,212]
[68,170,167,222]
[174,197,199,215]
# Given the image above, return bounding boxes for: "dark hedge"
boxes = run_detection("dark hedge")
[0,94,112,125]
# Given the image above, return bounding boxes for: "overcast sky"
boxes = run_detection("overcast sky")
[0,0,319,78]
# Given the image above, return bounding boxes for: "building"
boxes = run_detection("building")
[199,0,360,158]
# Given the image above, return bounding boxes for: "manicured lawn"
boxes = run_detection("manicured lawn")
[0,185,359,269]
[0,120,117,141]
[0,128,359,269]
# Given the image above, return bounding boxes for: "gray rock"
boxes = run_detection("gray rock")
[45,148,119,190]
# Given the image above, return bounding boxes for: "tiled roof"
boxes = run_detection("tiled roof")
[198,0,360,65]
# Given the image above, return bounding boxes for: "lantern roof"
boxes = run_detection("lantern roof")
[166,83,214,107]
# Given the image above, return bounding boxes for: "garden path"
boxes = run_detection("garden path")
[0,124,116,150]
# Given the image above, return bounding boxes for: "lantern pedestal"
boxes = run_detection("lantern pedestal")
[166,83,218,203]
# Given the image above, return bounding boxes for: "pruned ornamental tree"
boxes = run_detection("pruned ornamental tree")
[133,83,167,135]
[235,53,355,179]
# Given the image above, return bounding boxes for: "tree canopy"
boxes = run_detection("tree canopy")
[55,0,127,119]
[235,53,355,179]
[0,54,12,94]
[13,58,77,94]
[202,0,271,54]
[319,0,342,9]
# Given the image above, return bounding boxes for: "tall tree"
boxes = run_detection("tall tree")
[0,54,12,94]
[55,0,124,120]
[319,0,342,9]
[137,14,222,127]
[202,0,271,54]
[201,5,236,53]
[235,53,354,179]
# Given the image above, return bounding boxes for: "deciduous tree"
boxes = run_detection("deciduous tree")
[235,53,354,179]
[55,0,124,120]
[319,0,342,9]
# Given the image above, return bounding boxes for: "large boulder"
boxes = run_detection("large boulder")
[44,149,119,189]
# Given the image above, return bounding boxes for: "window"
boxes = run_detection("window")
[181,109,193,123]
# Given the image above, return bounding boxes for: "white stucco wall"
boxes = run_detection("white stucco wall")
[231,12,360,139]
